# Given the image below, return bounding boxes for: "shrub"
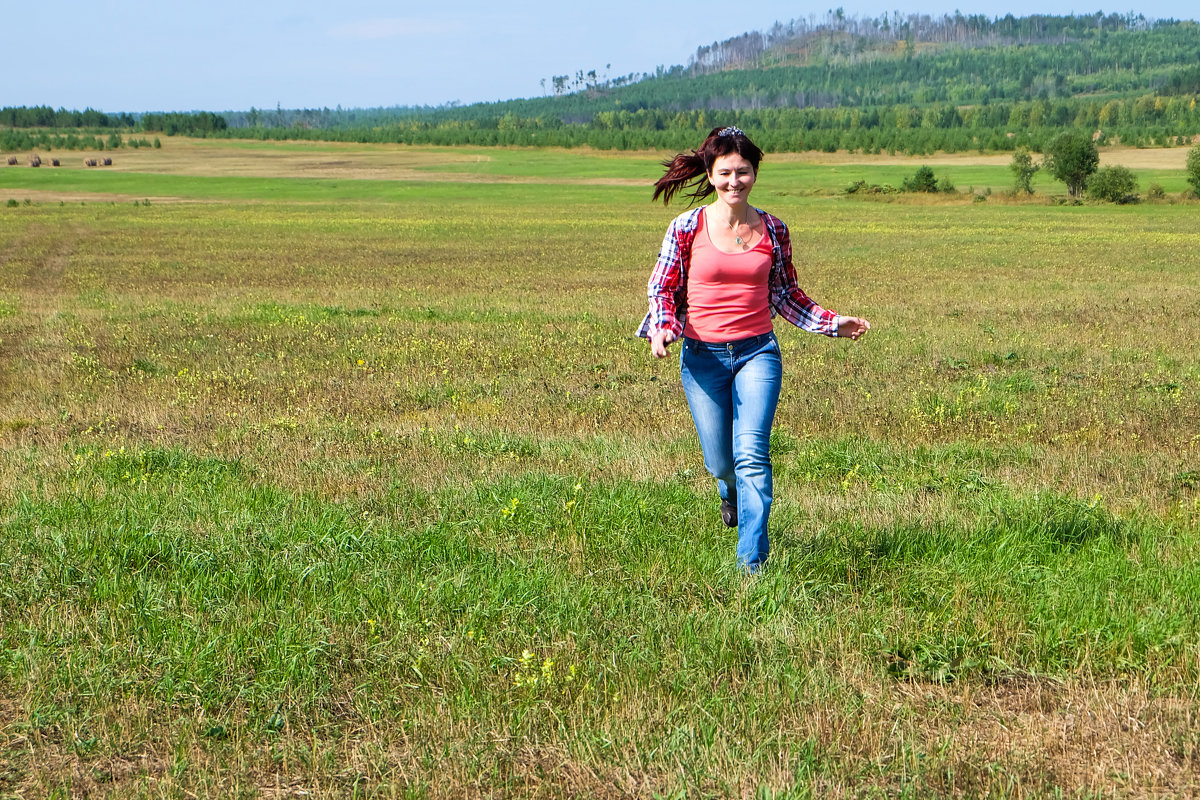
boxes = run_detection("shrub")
[1146,183,1165,200]
[1086,165,1139,203]
[844,179,898,196]
[902,165,939,192]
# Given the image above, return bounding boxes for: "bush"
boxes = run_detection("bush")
[1086,165,1139,203]
[844,179,897,196]
[1146,183,1165,200]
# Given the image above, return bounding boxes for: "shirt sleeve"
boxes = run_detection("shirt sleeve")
[636,216,688,339]
[767,215,839,337]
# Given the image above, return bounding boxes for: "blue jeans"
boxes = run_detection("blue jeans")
[679,331,782,570]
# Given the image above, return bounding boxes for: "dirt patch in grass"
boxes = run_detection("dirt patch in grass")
[24,138,645,186]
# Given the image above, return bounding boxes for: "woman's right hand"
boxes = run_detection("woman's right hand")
[651,329,678,359]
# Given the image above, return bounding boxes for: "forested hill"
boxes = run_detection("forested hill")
[215,12,1200,154]
[7,12,1200,155]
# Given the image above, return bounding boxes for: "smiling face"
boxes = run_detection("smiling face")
[707,152,757,208]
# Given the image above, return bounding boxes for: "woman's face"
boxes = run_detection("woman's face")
[708,152,757,207]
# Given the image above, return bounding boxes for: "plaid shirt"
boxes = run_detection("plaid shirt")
[636,206,839,340]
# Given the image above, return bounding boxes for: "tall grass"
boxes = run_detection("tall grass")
[1,145,1198,798]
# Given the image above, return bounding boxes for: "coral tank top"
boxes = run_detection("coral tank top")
[682,208,774,343]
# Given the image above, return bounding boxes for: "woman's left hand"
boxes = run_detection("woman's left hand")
[837,316,871,341]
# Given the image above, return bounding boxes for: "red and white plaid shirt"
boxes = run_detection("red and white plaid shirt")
[636,206,839,340]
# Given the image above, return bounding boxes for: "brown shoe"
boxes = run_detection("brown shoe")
[720,498,737,528]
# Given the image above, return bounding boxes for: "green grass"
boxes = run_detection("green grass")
[1,142,1198,798]
[2,140,1194,198]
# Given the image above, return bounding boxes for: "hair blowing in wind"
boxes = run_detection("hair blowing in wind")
[652,126,765,206]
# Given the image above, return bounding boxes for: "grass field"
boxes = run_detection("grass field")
[1,139,1198,798]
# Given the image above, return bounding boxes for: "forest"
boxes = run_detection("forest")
[5,13,1200,155]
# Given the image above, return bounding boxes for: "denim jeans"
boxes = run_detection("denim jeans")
[679,331,782,570]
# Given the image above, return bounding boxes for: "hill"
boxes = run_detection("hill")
[210,12,1200,154]
[6,12,1200,155]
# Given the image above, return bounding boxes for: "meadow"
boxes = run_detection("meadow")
[1,139,1198,798]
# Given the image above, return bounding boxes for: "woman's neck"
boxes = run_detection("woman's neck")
[708,200,752,227]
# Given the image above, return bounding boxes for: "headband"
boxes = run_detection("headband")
[717,126,744,138]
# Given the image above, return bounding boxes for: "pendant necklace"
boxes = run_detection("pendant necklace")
[728,215,746,248]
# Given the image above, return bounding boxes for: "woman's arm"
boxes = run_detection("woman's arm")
[636,211,698,344]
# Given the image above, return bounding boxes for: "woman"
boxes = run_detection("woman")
[636,126,870,572]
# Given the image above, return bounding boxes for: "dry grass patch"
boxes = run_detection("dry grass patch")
[43,138,645,186]
[894,679,1200,797]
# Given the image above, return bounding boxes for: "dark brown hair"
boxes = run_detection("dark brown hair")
[652,126,765,205]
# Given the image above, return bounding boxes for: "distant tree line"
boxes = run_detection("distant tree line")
[1,106,226,137]
[0,106,135,128]
[136,112,227,135]
[215,93,1200,156]
[0,129,158,152]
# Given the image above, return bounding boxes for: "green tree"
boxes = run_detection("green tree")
[1043,133,1098,197]
[1186,144,1200,195]
[1086,165,1138,203]
[901,165,939,192]
[1010,147,1040,194]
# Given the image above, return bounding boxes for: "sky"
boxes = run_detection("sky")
[4,1,1199,113]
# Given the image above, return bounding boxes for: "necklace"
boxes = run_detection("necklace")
[727,215,747,248]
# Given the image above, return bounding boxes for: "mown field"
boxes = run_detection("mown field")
[1,140,1198,798]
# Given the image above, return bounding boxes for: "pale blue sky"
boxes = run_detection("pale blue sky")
[5,1,1198,113]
